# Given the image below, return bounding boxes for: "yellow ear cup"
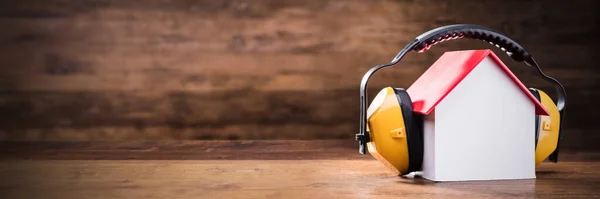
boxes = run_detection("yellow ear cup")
[533,89,561,165]
[366,87,410,174]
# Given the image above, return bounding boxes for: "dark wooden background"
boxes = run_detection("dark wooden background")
[0,0,598,151]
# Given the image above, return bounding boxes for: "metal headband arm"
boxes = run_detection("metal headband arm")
[356,39,418,154]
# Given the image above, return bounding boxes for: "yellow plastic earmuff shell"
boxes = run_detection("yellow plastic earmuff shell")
[366,87,410,174]
[535,90,561,165]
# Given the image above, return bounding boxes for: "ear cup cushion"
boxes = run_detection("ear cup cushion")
[528,88,542,150]
[393,88,424,173]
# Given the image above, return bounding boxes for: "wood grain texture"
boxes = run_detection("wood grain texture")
[0,0,599,146]
[0,140,599,199]
[2,160,600,199]
[0,140,371,160]
[1,140,599,161]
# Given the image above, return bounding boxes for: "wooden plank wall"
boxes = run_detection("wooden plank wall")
[0,0,598,150]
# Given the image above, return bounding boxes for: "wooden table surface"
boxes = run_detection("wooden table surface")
[0,140,599,199]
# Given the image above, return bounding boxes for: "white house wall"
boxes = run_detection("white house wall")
[422,110,436,180]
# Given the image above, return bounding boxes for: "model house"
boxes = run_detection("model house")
[406,49,550,181]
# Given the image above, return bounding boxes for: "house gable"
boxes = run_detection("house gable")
[421,55,536,181]
[406,50,549,116]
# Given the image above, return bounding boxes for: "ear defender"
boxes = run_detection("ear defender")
[365,87,423,175]
[356,24,567,175]
[529,88,562,165]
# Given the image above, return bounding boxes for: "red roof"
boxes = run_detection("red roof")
[406,49,549,116]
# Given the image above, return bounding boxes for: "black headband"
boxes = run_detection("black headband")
[356,24,567,162]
